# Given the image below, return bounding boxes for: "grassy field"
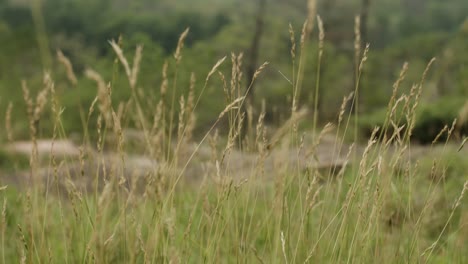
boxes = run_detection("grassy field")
[0,11,467,264]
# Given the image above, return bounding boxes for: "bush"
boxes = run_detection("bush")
[360,96,467,144]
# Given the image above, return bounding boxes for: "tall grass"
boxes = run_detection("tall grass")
[0,8,467,264]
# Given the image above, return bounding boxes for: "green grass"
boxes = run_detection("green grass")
[0,149,466,263]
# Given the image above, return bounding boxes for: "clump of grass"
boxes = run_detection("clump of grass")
[0,7,466,264]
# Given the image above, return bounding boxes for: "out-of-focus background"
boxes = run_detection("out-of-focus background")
[0,0,467,140]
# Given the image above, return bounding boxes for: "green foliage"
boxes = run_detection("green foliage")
[0,0,468,135]
[0,149,29,172]
[40,0,230,55]
[413,97,467,143]
[360,96,467,143]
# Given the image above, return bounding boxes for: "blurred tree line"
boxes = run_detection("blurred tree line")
[0,0,466,141]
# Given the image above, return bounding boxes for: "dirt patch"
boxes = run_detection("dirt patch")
[4,134,464,192]
[4,139,81,158]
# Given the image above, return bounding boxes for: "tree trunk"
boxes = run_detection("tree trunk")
[245,0,267,103]
[360,0,371,47]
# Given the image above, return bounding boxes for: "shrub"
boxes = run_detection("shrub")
[360,96,467,143]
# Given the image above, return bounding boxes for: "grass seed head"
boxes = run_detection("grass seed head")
[57,50,77,86]
[174,28,190,64]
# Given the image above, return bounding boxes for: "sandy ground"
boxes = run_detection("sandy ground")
[1,134,466,191]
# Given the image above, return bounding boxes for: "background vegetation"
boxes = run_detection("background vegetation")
[1,0,467,139]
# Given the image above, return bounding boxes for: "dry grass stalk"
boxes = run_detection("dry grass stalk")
[453,181,468,210]
[184,113,196,145]
[184,73,197,143]
[221,112,243,165]
[251,61,269,85]
[255,110,268,176]
[281,231,288,264]
[230,53,238,97]
[389,96,406,122]
[78,145,86,179]
[109,40,131,80]
[87,96,99,121]
[358,127,379,173]
[5,102,13,142]
[385,122,406,146]
[230,53,244,99]
[420,58,436,89]
[21,81,37,173]
[174,28,190,64]
[218,71,229,104]
[218,96,245,121]
[308,185,322,212]
[17,224,28,263]
[289,23,296,60]
[414,58,436,112]
[177,96,186,141]
[236,54,244,95]
[382,62,409,137]
[432,125,449,144]
[112,110,124,152]
[299,20,308,52]
[307,0,317,31]
[458,137,467,152]
[34,75,51,122]
[208,129,219,163]
[96,114,103,152]
[85,68,112,124]
[354,16,361,63]
[56,50,77,86]
[50,82,61,188]
[295,17,311,114]
[206,56,226,83]
[407,58,436,138]
[160,61,169,97]
[151,101,164,134]
[359,43,370,72]
[317,15,324,54]
[186,72,196,114]
[338,92,355,124]
[447,118,457,140]
[305,174,321,212]
[22,74,52,183]
[109,41,143,90]
[130,45,143,89]
[255,107,266,149]
[390,62,409,106]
